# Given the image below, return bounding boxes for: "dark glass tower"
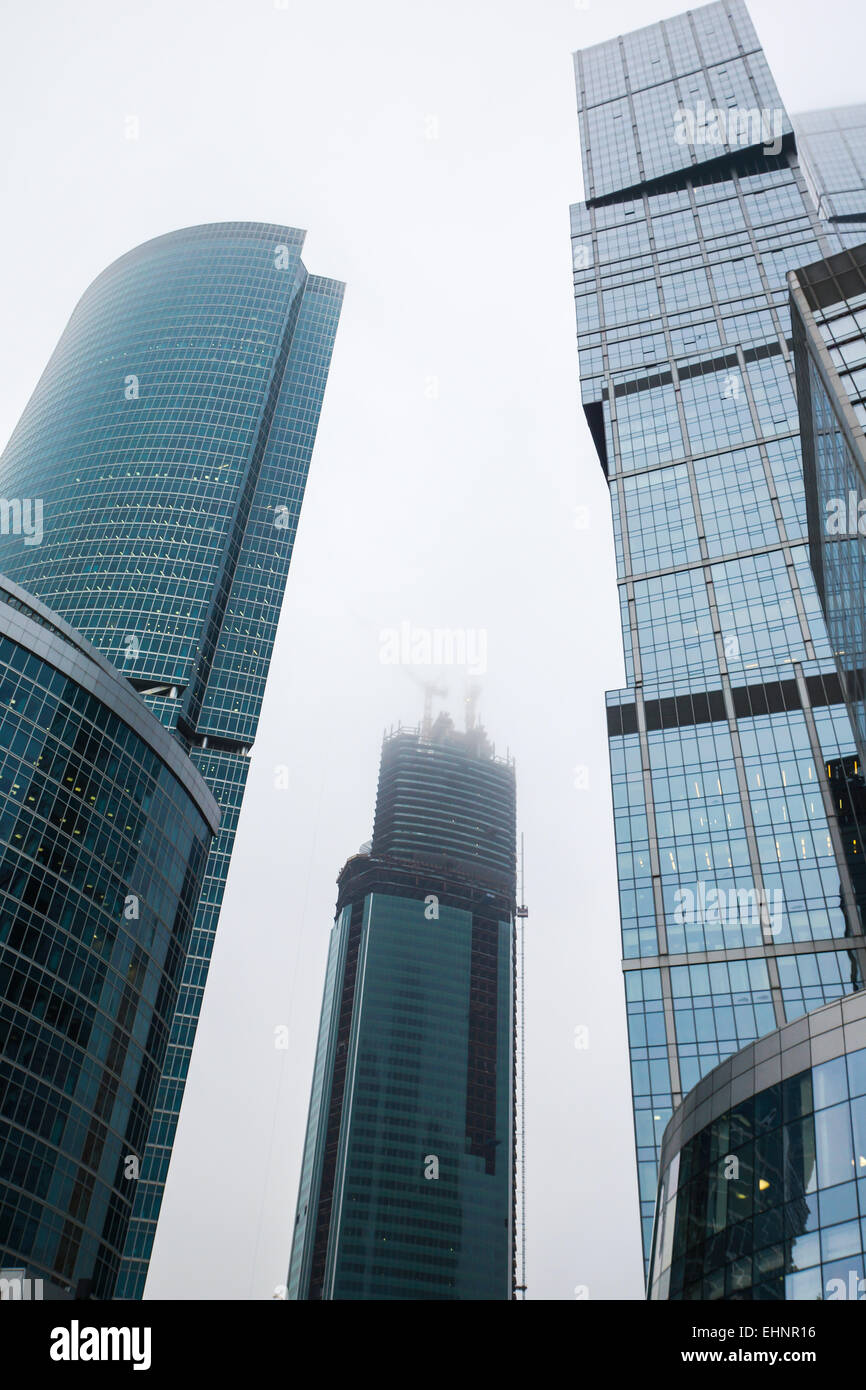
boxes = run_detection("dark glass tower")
[288,716,516,1300]
[571,0,866,1269]
[0,223,343,1296]
[0,575,217,1299]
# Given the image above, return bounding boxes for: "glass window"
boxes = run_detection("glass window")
[815,1102,856,1188]
[813,1056,849,1109]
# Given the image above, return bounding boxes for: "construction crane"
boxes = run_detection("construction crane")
[513,833,528,1300]
[400,665,449,738]
[464,680,481,732]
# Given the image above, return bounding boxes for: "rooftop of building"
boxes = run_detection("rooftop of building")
[383,713,514,768]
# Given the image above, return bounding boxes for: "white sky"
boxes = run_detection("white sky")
[1,0,864,1301]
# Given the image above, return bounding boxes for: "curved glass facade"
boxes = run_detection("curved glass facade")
[0,221,343,1295]
[0,577,216,1299]
[649,991,866,1300]
[0,221,339,715]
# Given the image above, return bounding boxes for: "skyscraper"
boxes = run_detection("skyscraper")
[791,241,866,765]
[794,106,866,246]
[571,0,866,1268]
[288,716,516,1300]
[0,222,343,1295]
[0,574,217,1299]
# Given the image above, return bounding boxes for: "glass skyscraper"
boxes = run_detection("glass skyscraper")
[0,222,343,1296]
[288,717,516,1300]
[571,0,866,1270]
[794,106,866,247]
[791,241,866,767]
[0,574,217,1299]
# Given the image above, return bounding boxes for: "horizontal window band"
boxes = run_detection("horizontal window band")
[622,935,863,971]
[607,669,847,735]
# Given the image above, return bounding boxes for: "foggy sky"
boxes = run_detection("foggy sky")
[1,0,864,1300]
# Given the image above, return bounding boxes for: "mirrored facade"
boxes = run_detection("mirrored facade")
[792,242,866,767]
[571,1,866,1268]
[0,576,217,1299]
[0,222,343,1296]
[649,990,866,1300]
[288,720,515,1300]
[794,106,866,246]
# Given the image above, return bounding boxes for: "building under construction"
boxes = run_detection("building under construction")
[286,714,519,1300]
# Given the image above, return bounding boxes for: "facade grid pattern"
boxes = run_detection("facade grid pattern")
[0,222,343,1296]
[572,0,866,1268]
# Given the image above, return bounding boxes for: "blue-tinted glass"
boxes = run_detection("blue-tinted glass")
[0,591,214,1297]
[0,223,343,1295]
[575,1,866,1273]
[650,1048,866,1299]
[813,1056,850,1109]
[819,1181,859,1227]
[287,728,516,1300]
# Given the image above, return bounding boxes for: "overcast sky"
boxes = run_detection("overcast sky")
[2,0,865,1302]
